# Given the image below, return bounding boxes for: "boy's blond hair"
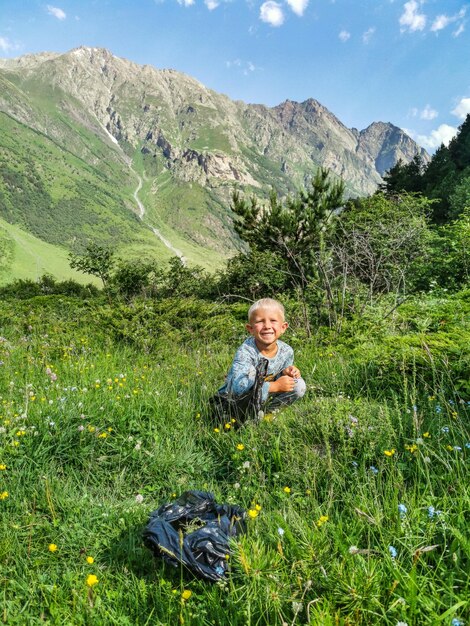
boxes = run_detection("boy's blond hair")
[248,298,285,322]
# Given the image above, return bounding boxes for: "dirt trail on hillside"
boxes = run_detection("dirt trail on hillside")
[132,174,186,263]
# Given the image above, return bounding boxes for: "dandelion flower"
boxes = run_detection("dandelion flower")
[48,543,58,552]
[384,449,396,457]
[0,491,8,500]
[181,590,192,600]
[224,423,231,430]
[248,509,259,518]
[0,464,6,471]
[236,443,245,451]
[255,504,262,511]
[86,574,99,587]
[86,556,94,564]
[283,486,291,494]
[213,427,220,433]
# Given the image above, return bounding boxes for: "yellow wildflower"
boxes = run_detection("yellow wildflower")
[248,509,259,519]
[0,491,9,500]
[255,504,262,511]
[181,590,192,600]
[48,543,58,552]
[87,426,96,433]
[224,423,231,430]
[384,449,396,457]
[405,444,418,453]
[423,432,431,438]
[0,464,6,471]
[86,556,94,564]
[236,444,245,451]
[98,432,108,439]
[86,574,99,587]
[16,430,26,437]
[316,515,329,528]
[283,486,291,494]
[213,427,220,433]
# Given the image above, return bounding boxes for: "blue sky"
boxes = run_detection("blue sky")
[0,0,468,151]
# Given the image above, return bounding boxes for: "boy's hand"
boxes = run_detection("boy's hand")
[283,366,301,379]
[270,375,297,393]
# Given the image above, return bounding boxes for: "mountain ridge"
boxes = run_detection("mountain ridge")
[0,46,429,277]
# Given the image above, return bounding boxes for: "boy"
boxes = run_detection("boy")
[211,298,306,421]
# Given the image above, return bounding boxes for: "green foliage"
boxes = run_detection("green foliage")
[231,168,344,287]
[69,243,116,289]
[110,258,163,300]
[158,257,217,299]
[0,274,99,299]
[216,249,291,300]
[382,114,470,223]
[336,192,434,297]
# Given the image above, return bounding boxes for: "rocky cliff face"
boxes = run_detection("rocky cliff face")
[0,46,429,262]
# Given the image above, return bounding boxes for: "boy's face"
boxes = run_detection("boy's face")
[246,306,288,350]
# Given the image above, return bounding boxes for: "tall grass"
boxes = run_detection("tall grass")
[0,297,468,625]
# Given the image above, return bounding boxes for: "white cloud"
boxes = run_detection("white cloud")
[399,1,426,33]
[177,0,195,6]
[415,124,458,150]
[339,30,350,42]
[205,0,219,8]
[430,14,452,31]
[452,97,470,120]
[362,27,376,43]
[226,58,259,75]
[420,104,438,120]
[453,22,465,37]
[431,7,466,32]
[286,0,309,17]
[260,1,284,26]
[0,36,20,53]
[46,5,67,20]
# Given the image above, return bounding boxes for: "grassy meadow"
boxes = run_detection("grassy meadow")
[0,294,469,625]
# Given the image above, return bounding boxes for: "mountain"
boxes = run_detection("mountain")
[0,46,429,278]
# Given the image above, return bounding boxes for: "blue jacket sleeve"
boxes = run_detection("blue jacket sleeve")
[225,345,258,396]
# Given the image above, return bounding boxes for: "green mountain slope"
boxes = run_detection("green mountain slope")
[0,47,429,282]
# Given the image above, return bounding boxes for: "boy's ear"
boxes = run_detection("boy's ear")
[281,321,289,332]
[246,323,254,334]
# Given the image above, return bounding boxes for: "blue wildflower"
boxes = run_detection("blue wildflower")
[441,426,449,433]
[398,504,407,518]
[451,618,463,626]
[453,446,462,451]
[436,405,442,413]
[428,506,435,519]
[352,461,358,467]
[388,545,397,558]
[370,466,379,475]
[465,443,470,449]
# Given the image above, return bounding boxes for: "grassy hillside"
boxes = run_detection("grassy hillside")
[0,294,468,625]
[0,218,101,285]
